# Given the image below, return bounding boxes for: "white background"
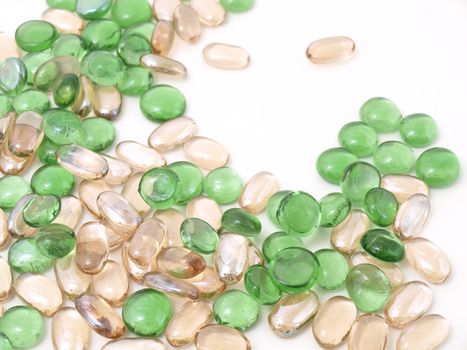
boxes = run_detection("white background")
[1,0,467,349]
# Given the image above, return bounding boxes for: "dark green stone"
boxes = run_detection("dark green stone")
[117,34,152,66]
[0,58,27,97]
[316,147,358,185]
[15,20,58,52]
[373,141,415,175]
[81,51,126,86]
[0,176,32,209]
[43,109,86,145]
[140,85,186,122]
[53,73,80,108]
[111,0,153,28]
[37,137,60,165]
[22,195,61,228]
[21,52,54,85]
[12,89,50,114]
[262,231,304,263]
[167,161,203,205]
[0,306,44,349]
[118,66,153,96]
[8,237,53,273]
[180,218,219,254]
[361,229,405,262]
[244,265,282,305]
[31,165,75,197]
[203,166,243,205]
[415,147,460,188]
[0,95,12,117]
[266,190,291,227]
[52,34,88,60]
[341,161,381,205]
[319,192,351,228]
[360,97,402,133]
[36,223,76,258]
[213,290,259,331]
[82,117,116,152]
[221,208,261,237]
[77,0,113,19]
[338,121,378,157]
[363,187,398,226]
[139,167,180,209]
[315,249,349,290]
[82,19,121,51]
[399,113,438,148]
[46,0,77,10]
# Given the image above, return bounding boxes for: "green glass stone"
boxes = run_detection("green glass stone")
[37,137,59,165]
[213,290,259,331]
[34,56,80,92]
[46,0,77,10]
[124,22,156,42]
[81,51,125,86]
[363,187,398,226]
[262,231,304,263]
[341,161,381,205]
[361,229,405,262]
[53,73,80,108]
[180,218,219,254]
[220,0,255,12]
[21,51,54,85]
[35,223,76,258]
[122,289,173,337]
[43,109,86,145]
[276,191,321,236]
[8,237,53,273]
[244,265,282,305]
[52,34,88,61]
[319,192,351,228]
[15,20,58,53]
[140,85,186,122]
[204,167,243,205]
[415,147,460,188]
[269,247,320,294]
[0,176,31,210]
[221,208,261,237]
[12,90,50,114]
[0,333,13,350]
[266,190,291,227]
[82,117,116,152]
[346,264,391,312]
[31,165,75,197]
[0,58,27,97]
[167,161,203,205]
[77,0,113,19]
[338,121,378,157]
[399,113,438,148]
[82,20,121,51]
[22,195,61,228]
[117,34,152,66]
[0,306,44,349]
[139,167,180,209]
[0,95,12,117]
[315,249,349,290]
[118,66,153,96]
[316,147,358,185]
[112,0,153,28]
[360,97,402,133]
[373,141,415,175]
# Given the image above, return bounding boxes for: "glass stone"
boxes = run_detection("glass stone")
[21,52,54,85]
[347,314,389,350]
[41,8,84,36]
[111,0,153,28]
[6,194,37,239]
[173,4,202,43]
[183,136,229,170]
[92,85,121,120]
[140,84,186,122]
[8,237,53,273]
[276,191,321,236]
[204,166,243,204]
[144,271,199,300]
[361,229,405,262]
[191,0,226,27]
[393,193,429,240]
[157,247,206,279]
[53,73,80,108]
[316,148,358,185]
[359,97,402,133]
[220,0,255,12]
[82,20,121,51]
[0,306,44,349]
[82,117,116,152]
[77,0,112,19]
[315,249,349,290]
[319,192,351,228]
[214,233,248,284]
[213,290,259,331]
[306,36,356,65]
[118,66,153,96]
[180,218,218,254]
[139,167,180,209]
[34,55,80,92]
[167,161,203,205]
[36,223,76,258]
[47,0,77,10]
[239,171,278,214]
[262,231,304,263]
[12,90,50,114]
[195,325,251,350]
[396,314,450,350]
[0,176,31,209]
[81,51,125,86]
[341,161,381,205]
[244,265,282,305]
[380,174,429,203]
[221,208,262,237]
[269,247,320,294]
[125,22,156,41]
[118,34,152,66]
[266,190,291,227]
[43,109,86,145]
[37,138,59,165]
[0,95,12,117]
[0,333,12,350]
[364,187,398,226]
[399,113,438,148]
[15,20,58,52]
[346,264,391,312]
[373,141,415,175]
[148,116,197,152]
[203,43,250,69]
[151,20,175,56]
[22,195,61,228]
[338,121,378,157]
[52,307,90,350]
[52,34,87,60]
[415,147,460,188]
[0,58,27,97]
[122,289,173,337]
[31,165,75,197]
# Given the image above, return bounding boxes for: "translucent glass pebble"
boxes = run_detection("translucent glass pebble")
[373,141,415,175]
[141,53,187,78]
[203,43,250,69]
[396,314,450,350]
[316,148,358,185]
[76,221,109,274]
[8,237,53,273]
[116,141,166,171]
[53,73,80,108]
[151,20,175,56]
[269,247,320,294]
[204,167,243,204]
[153,0,181,20]
[47,0,77,11]
[22,195,60,228]
[195,325,251,350]
[31,165,75,197]
[381,174,429,203]
[129,219,165,268]
[82,19,121,51]
[167,161,203,205]
[118,66,153,96]
[7,194,37,239]
[125,22,156,41]
[338,121,378,157]
[149,116,197,152]
[346,264,391,312]
[157,247,206,279]
[191,0,226,26]
[361,228,405,262]
[140,84,186,122]
[180,218,218,254]
[13,90,50,114]
[262,231,304,263]
[0,58,27,96]
[220,0,255,12]
[363,187,398,226]
[34,55,80,92]
[214,233,249,284]
[144,271,199,300]
[93,85,122,120]
[244,265,282,305]
[213,290,259,331]
[54,251,91,299]
[139,167,180,209]
[341,161,381,205]
[118,34,152,66]
[399,113,438,147]
[359,97,402,133]
[415,147,460,187]
[81,51,125,86]
[112,0,152,28]
[0,306,44,348]
[57,144,109,180]
[82,117,116,152]
[102,155,132,185]
[36,223,76,258]
[93,260,129,306]
[0,175,31,209]
[52,307,90,350]
[173,4,202,43]
[240,171,278,214]
[393,193,429,240]
[319,192,351,227]
[15,20,58,52]
[315,249,349,290]
[77,0,113,19]
[43,109,86,145]
[41,8,84,35]
[0,95,12,117]
[306,36,356,64]
[221,208,262,236]
[347,314,389,350]
[184,136,230,170]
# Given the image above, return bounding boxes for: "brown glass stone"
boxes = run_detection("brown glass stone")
[347,314,389,350]
[129,219,166,268]
[331,210,369,255]
[186,196,222,230]
[93,85,122,121]
[55,250,92,299]
[203,43,250,70]
[92,260,129,307]
[144,271,199,300]
[0,32,20,60]
[121,172,151,216]
[79,180,112,218]
[0,144,34,175]
[396,314,449,350]
[174,4,201,43]
[381,174,429,203]
[7,194,37,238]
[121,243,157,282]
[116,140,166,171]
[195,324,251,350]
[149,116,197,152]
[393,193,430,240]
[0,209,9,248]
[0,257,12,301]
[306,36,356,64]
[72,76,94,118]
[191,0,226,27]
[240,171,279,214]
[185,266,226,299]
[153,0,181,20]
[102,155,132,185]
[52,307,90,350]
[42,8,84,35]
[53,195,83,229]
[214,233,249,284]
[154,209,185,247]
[183,136,229,170]
[76,221,109,275]
[8,112,43,158]
[157,247,206,279]
[141,54,187,78]
[58,144,109,180]
[151,20,175,56]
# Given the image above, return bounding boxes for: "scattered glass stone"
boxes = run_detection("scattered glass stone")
[244,265,282,305]
[0,257,12,301]
[93,260,129,307]
[154,208,185,247]
[361,228,405,262]
[247,240,264,266]
[185,266,226,299]
[393,193,429,240]
[122,243,157,282]
[347,314,389,350]
[141,53,187,77]
[47,0,77,11]
[22,51,54,85]
[78,180,110,218]
[102,338,166,350]
[191,0,226,26]
[111,0,153,28]
[240,171,279,214]
[22,195,60,228]
[338,121,378,157]
[396,314,449,350]
[373,140,415,175]
[213,289,259,331]
[221,208,261,236]
[315,248,349,290]
[139,167,180,209]
[144,271,199,300]
[174,4,202,43]
[121,173,151,216]
[0,175,31,209]
[187,196,222,230]
[53,73,80,108]
[204,167,242,204]
[116,141,166,171]
[8,111,43,159]
[319,192,351,227]
[43,109,85,145]
[36,223,76,258]
[41,8,84,35]
[214,233,249,284]
[399,113,438,147]
[266,190,291,227]
[0,306,44,348]
[53,195,81,228]
[341,161,381,205]
[181,217,219,254]
[151,20,175,56]
[82,19,121,50]
[8,237,53,273]
[184,136,229,170]
[129,219,165,268]
[73,75,94,118]
[81,51,125,86]
[195,325,251,350]
[140,84,186,122]
[15,20,58,52]
[124,22,156,41]
[76,0,113,19]
[118,35,152,66]
[149,116,197,152]
[76,221,109,274]
[7,194,37,239]
[35,55,81,92]
[359,97,402,133]
[363,187,398,226]
[203,43,250,69]
[12,89,50,114]
[306,36,356,64]
[52,307,90,350]
[93,85,122,120]
[54,250,91,299]
[381,174,429,203]
[415,147,460,187]
[82,117,116,152]
[0,58,27,96]
[157,247,206,279]
[118,66,153,96]
[167,161,204,205]
[153,0,181,20]
[262,231,304,263]
[57,144,109,180]
[220,0,255,12]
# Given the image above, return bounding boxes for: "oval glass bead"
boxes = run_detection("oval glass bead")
[213,289,259,331]
[187,196,223,230]
[8,237,52,273]
[82,118,116,152]
[269,247,320,294]
[22,195,60,228]
[7,194,37,239]
[42,8,84,35]
[204,167,242,204]
[57,144,109,180]
[35,55,80,92]
[157,247,206,279]
[149,116,197,152]
[415,147,460,188]
[92,260,129,307]
[122,172,151,216]
[180,218,218,254]
[79,180,111,218]
[141,53,187,77]
[185,266,226,299]
[0,58,27,97]
[168,161,204,205]
[54,250,91,299]
[144,271,199,300]
[396,314,449,350]
[347,314,389,350]
[116,140,166,171]
[101,155,132,185]
[191,0,226,26]
[76,221,109,274]
[312,296,357,348]
[139,167,180,209]
[341,161,381,205]
[203,43,250,69]
[8,111,44,159]
[81,51,125,86]
[118,34,152,66]
[14,273,63,316]
[319,192,351,228]
[37,137,59,165]
[221,208,261,237]
[262,231,304,263]
[400,113,438,148]
[140,84,186,122]
[36,223,76,258]
[393,193,429,240]
[374,141,415,175]
[111,0,152,28]
[244,265,282,305]
[306,36,355,64]
[0,306,44,348]
[151,20,175,56]
[247,240,263,266]
[102,338,167,350]
[12,90,50,115]
[77,0,112,19]
[359,97,402,133]
[121,243,157,282]
[338,121,378,157]
[361,228,405,262]
[174,4,202,43]
[154,208,185,247]
[52,307,90,350]
[240,171,278,214]
[184,136,229,170]
[43,109,85,145]
[195,324,251,350]
[0,257,12,301]
[118,66,153,96]
[82,19,121,51]
[0,175,31,210]
[15,20,58,52]
[76,294,125,338]
[346,264,391,312]
[128,219,165,268]
[315,248,349,290]
[364,187,398,226]
[214,233,249,284]
[381,174,429,203]
[92,85,122,121]
[153,0,181,20]
[316,147,359,185]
